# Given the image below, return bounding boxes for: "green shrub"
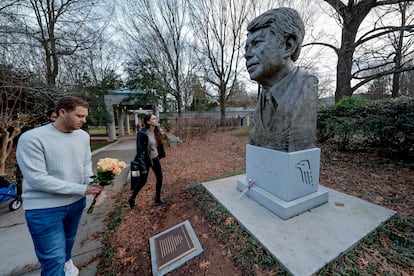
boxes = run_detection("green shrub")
[317,96,414,162]
[317,97,369,149]
[358,97,414,160]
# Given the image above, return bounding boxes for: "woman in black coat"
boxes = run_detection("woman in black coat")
[129,114,167,210]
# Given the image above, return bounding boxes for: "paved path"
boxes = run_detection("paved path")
[0,135,135,276]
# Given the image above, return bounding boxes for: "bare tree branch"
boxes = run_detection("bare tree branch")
[0,0,113,86]
[320,0,414,101]
[188,0,253,125]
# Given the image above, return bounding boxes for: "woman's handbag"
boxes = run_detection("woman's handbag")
[130,161,140,190]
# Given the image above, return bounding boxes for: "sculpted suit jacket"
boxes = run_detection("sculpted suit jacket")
[250,67,318,152]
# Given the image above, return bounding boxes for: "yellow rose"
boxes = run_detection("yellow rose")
[119,161,126,168]
[113,167,121,175]
[99,163,108,172]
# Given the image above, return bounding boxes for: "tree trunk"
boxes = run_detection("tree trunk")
[0,126,21,176]
[220,100,226,127]
[0,134,9,176]
[325,0,377,102]
[175,93,183,129]
[45,52,57,86]
[219,81,226,126]
[392,71,401,98]
[392,1,407,98]
[336,23,359,102]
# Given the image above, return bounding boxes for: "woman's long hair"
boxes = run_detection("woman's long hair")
[143,114,163,144]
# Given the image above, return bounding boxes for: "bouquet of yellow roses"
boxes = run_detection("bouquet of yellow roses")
[87,158,126,214]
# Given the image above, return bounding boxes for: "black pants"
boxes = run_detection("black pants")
[130,157,163,201]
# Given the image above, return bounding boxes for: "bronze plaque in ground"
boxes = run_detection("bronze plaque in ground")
[149,220,203,276]
[154,223,196,270]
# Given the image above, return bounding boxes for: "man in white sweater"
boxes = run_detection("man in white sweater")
[16,96,103,276]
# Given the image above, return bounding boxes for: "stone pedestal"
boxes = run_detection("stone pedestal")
[237,144,328,220]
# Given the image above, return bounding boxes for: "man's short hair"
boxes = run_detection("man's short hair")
[247,8,305,61]
[56,96,89,113]
[46,109,56,117]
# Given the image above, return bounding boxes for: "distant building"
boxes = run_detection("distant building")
[160,107,254,129]
[104,89,153,141]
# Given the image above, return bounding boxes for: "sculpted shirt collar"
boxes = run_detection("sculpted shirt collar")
[265,67,299,101]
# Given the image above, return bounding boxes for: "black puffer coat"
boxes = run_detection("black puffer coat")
[134,127,165,171]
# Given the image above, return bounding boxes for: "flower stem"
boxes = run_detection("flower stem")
[87,191,101,214]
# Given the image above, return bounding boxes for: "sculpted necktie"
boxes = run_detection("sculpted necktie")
[261,90,277,127]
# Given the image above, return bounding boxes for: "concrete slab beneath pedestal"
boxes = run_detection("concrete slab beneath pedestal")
[237,179,328,220]
[202,174,396,276]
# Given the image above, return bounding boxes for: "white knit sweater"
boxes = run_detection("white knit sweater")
[16,124,92,210]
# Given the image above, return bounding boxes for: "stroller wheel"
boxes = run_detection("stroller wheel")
[9,199,22,211]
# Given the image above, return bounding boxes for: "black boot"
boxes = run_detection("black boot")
[154,197,169,206]
[128,198,137,210]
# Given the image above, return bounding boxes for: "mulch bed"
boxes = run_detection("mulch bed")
[98,128,413,275]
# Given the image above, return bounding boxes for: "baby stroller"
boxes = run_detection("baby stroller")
[0,164,23,211]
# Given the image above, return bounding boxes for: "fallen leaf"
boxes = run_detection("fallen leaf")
[380,236,391,247]
[224,216,235,225]
[199,260,210,269]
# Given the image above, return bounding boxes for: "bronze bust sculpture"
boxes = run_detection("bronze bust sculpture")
[245,8,318,152]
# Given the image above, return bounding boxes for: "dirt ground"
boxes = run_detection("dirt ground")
[99,128,414,275]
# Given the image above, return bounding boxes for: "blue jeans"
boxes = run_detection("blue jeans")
[25,197,86,276]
